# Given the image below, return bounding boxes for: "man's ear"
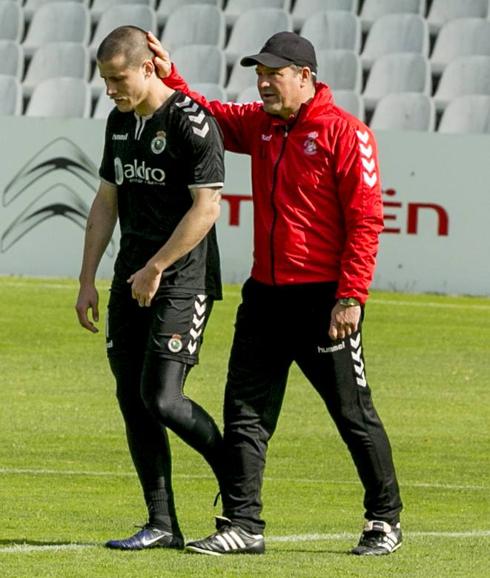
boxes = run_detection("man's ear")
[143,58,155,78]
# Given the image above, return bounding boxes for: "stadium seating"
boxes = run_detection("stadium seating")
[224,8,292,66]
[316,49,362,92]
[156,0,223,29]
[332,89,365,121]
[300,11,361,52]
[291,0,359,32]
[426,0,488,34]
[171,45,226,86]
[0,75,22,115]
[433,55,490,110]
[161,5,225,52]
[25,77,92,118]
[190,82,228,101]
[236,85,261,103]
[24,0,90,23]
[90,5,156,58]
[370,92,435,131]
[361,13,429,71]
[23,2,90,57]
[438,94,490,134]
[92,90,114,119]
[224,0,291,27]
[0,40,24,78]
[23,42,90,97]
[91,0,156,23]
[226,61,258,101]
[363,53,432,110]
[430,18,490,75]
[0,1,24,42]
[359,0,426,32]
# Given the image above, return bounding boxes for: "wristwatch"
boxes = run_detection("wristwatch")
[338,297,360,307]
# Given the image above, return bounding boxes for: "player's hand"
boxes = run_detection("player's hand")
[147,31,171,79]
[328,301,361,340]
[127,265,162,307]
[75,284,100,333]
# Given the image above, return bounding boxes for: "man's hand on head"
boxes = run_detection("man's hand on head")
[147,31,171,79]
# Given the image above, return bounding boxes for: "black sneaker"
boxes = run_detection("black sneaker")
[186,516,265,556]
[105,525,184,550]
[351,520,402,556]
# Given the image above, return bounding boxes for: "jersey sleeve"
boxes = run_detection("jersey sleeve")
[164,64,261,155]
[99,111,116,184]
[174,100,225,189]
[331,119,384,304]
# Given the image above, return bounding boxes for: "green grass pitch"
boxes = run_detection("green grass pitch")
[0,276,489,577]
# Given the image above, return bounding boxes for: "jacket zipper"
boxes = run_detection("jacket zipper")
[269,125,289,285]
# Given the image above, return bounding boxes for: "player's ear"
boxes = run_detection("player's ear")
[142,58,154,78]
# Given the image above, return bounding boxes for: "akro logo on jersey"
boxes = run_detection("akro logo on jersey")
[114,157,165,186]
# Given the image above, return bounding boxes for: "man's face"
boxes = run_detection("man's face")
[256,64,306,119]
[98,53,148,112]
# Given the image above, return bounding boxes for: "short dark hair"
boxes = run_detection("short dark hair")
[96,25,153,68]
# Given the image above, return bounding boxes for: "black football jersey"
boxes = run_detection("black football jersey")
[99,91,224,298]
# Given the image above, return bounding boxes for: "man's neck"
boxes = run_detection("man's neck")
[135,79,174,116]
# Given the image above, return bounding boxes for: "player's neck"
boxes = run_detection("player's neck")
[134,78,174,116]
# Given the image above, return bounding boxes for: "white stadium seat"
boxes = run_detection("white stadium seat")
[438,94,490,134]
[156,0,223,28]
[0,74,22,115]
[236,85,261,103]
[300,11,361,53]
[433,55,490,110]
[363,53,431,110]
[332,89,365,121]
[224,0,291,27]
[91,0,156,23]
[316,49,362,92]
[171,45,226,86]
[361,14,429,71]
[225,8,292,66]
[23,2,90,57]
[226,62,258,102]
[23,42,90,97]
[360,0,426,32]
[292,0,359,32]
[430,18,490,75]
[161,4,225,52]
[370,93,435,131]
[427,0,489,34]
[23,0,89,23]
[190,83,228,102]
[0,1,24,42]
[26,77,92,118]
[0,40,24,78]
[92,90,115,119]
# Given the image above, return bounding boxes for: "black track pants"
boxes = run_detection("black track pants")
[220,278,403,534]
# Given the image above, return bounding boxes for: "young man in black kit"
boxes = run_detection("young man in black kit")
[75,25,225,550]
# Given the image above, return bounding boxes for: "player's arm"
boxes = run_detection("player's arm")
[75,180,118,333]
[128,186,221,307]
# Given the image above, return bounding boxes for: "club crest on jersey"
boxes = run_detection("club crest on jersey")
[151,131,166,154]
[303,131,318,156]
[168,334,183,353]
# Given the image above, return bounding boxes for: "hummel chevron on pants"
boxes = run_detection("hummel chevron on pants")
[219,278,402,534]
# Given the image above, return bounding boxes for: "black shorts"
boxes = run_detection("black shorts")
[106,286,213,366]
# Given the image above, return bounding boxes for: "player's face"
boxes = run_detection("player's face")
[256,64,307,120]
[98,54,149,112]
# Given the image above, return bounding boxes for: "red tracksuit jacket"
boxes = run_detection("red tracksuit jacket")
[165,68,384,304]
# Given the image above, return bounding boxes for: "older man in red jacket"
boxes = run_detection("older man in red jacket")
[149,30,403,557]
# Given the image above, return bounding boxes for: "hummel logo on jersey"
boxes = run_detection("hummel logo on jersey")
[112,133,128,141]
[114,157,165,186]
[175,96,210,138]
[317,342,346,354]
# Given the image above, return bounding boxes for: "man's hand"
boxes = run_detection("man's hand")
[75,285,100,333]
[147,31,171,79]
[328,301,361,341]
[127,264,162,307]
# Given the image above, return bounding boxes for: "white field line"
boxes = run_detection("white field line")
[1,531,489,553]
[0,467,487,492]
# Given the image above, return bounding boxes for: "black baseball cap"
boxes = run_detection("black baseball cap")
[240,31,317,74]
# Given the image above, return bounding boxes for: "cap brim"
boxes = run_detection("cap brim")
[240,52,293,68]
